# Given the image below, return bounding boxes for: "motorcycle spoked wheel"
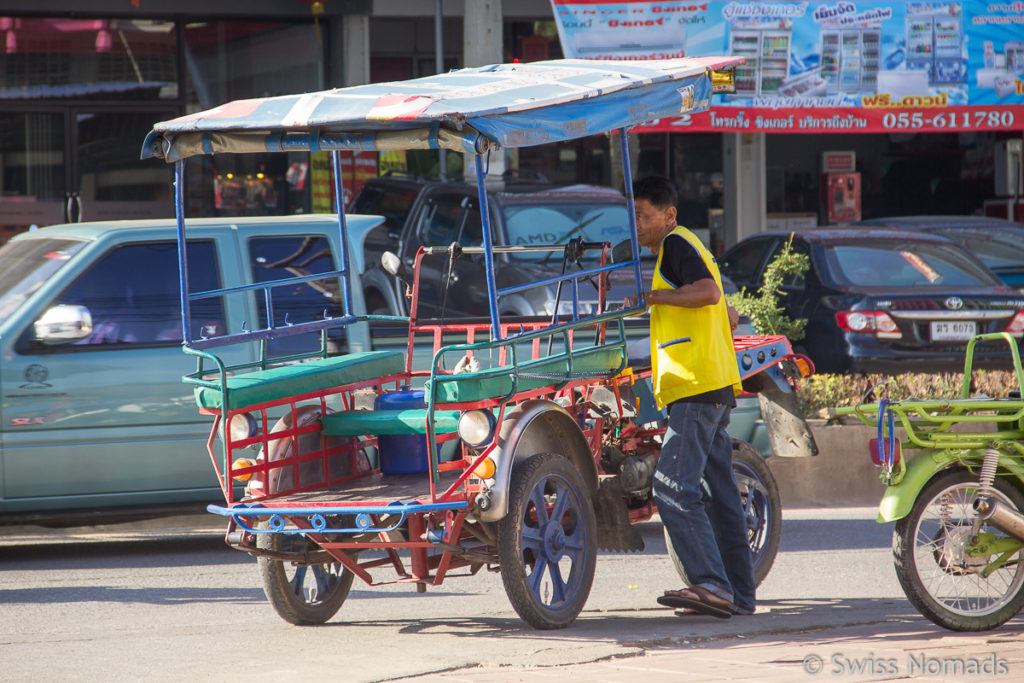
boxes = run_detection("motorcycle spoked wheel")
[666,439,782,588]
[893,468,1024,632]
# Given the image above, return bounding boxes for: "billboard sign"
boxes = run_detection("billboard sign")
[550,1,1024,133]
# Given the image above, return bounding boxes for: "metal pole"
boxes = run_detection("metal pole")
[619,128,645,307]
[174,161,192,344]
[435,0,447,181]
[475,154,501,339]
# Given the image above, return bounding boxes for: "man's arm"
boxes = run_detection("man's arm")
[643,278,720,309]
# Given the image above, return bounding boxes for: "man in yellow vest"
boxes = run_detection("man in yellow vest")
[629,176,754,619]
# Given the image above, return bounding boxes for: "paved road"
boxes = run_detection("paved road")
[1,507,1021,682]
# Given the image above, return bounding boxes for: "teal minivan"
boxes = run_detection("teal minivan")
[0,214,385,524]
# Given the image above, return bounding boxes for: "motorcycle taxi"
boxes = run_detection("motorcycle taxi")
[840,333,1024,631]
[142,56,815,629]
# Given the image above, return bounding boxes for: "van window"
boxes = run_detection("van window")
[37,241,223,349]
[248,235,344,355]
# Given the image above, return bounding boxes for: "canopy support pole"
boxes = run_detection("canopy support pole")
[174,160,193,344]
[475,154,501,339]
[331,150,354,320]
[619,128,645,306]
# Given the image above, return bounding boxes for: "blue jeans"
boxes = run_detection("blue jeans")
[654,400,756,612]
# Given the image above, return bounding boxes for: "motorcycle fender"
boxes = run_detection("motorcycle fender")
[477,399,597,523]
[877,449,952,523]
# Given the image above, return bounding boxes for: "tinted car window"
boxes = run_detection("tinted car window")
[932,229,1024,268]
[349,183,419,233]
[45,241,223,348]
[824,241,999,288]
[248,236,343,354]
[719,238,775,286]
[418,195,470,247]
[502,202,630,261]
[0,238,87,320]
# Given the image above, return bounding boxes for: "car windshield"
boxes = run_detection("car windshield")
[0,238,88,319]
[824,241,999,288]
[932,229,1024,269]
[501,201,634,261]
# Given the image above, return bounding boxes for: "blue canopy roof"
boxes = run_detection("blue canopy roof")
[143,57,740,162]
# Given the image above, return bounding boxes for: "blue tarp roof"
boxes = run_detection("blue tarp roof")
[143,57,740,162]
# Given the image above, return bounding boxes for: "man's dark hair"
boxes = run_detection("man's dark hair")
[633,176,677,210]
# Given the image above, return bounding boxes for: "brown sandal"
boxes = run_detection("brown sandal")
[656,586,732,619]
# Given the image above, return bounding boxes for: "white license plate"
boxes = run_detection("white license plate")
[930,321,976,341]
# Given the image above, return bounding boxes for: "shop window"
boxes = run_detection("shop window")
[0,18,177,100]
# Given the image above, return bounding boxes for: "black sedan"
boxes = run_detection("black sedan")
[854,216,1024,291]
[719,228,1024,374]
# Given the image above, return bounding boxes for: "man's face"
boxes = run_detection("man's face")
[634,198,675,253]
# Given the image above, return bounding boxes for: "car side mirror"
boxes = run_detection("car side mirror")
[34,304,93,344]
[381,251,407,279]
[612,239,635,263]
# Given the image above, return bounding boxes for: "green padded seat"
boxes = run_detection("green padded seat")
[193,350,405,411]
[321,409,460,436]
[426,346,624,404]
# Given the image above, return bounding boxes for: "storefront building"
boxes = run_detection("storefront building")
[1,1,1020,252]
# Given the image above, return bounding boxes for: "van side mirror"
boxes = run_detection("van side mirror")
[381,251,407,280]
[34,304,93,343]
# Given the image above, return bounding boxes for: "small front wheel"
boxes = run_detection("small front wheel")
[498,452,597,629]
[257,531,354,625]
[894,469,1024,631]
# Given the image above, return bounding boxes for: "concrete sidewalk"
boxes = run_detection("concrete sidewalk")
[405,617,1024,682]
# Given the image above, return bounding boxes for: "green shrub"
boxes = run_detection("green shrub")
[796,370,1023,418]
[727,234,809,341]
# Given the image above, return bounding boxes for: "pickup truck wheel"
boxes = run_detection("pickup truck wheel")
[498,452,597,629]
[665,439,781,588]
[257,529,354,625]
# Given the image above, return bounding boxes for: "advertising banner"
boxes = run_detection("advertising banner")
[550,1,1024,133]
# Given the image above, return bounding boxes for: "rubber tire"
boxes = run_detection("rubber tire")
[893,468,1024,632]
[257,531,354,625]
[666,439,782,588]
[498,452,598,629]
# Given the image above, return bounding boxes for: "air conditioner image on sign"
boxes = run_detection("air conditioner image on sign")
[573,24,686,54]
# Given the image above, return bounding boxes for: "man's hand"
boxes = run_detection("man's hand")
[727,303,739,330]
[624,293,641,308]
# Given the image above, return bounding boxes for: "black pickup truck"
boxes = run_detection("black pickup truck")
[350,175,641,319]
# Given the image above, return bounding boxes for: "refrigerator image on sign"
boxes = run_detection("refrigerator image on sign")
[728,27,791,96]
[906,4,963,84]
[821,29,880,93]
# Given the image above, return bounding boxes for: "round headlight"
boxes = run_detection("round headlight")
[458,410,496,447]
[229,412,258,442]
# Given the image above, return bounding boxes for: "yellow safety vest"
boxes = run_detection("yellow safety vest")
[650,226,740,409]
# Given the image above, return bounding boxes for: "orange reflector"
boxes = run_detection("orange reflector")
[232,458,256,482]
[793,357,813,378]
[473,458,496,479]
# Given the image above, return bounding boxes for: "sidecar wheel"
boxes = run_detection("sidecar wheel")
[667,439,781,588]
[257,530,354,625]
[894,469,1024,632]
[498,452,597,630]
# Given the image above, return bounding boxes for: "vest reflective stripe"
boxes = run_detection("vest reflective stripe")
[649,226,740,408]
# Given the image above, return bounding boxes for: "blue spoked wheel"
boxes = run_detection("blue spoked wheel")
[498,452,597,629]
[257,530,354,625]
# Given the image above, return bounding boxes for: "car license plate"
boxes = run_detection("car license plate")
[930,321,976,341]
